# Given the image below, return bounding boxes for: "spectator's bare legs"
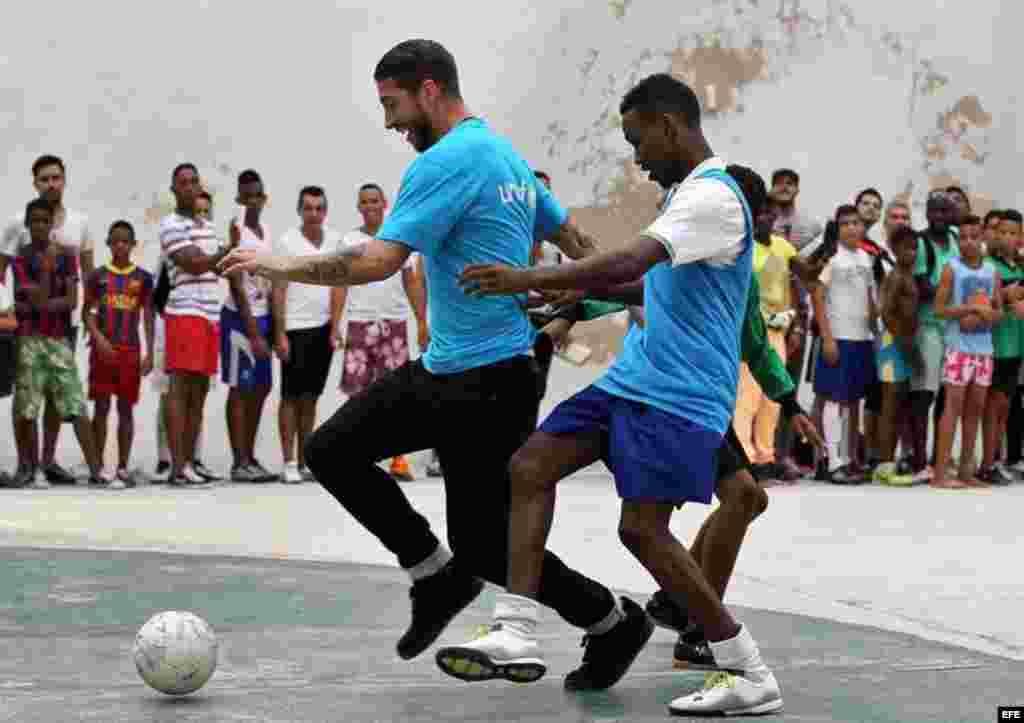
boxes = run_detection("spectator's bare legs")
[70,414,101,477]
[959,382,987,484]
[245,389,269,466]
[184,375,210,465]
[157,394,171,465]
[933,383,967,488]
[226,389,245,468]
[12,406,27,472]
[15,418,39,473]
[982,388,1012,471]
[279,397,298,465]
[41,399,61,468]
[116,398,134,471]
[92,398,112,470]
[811,394,828,468]
[877,381,908,464]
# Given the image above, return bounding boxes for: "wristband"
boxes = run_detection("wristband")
[777,391,804,420]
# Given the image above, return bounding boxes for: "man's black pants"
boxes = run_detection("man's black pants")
[304,355,614,630]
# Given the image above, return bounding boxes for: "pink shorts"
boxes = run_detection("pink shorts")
[942,349,993,388]
[340,320,409,395]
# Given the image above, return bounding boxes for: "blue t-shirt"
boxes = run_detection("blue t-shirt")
[595,168,753,435]
[378,118,566,374]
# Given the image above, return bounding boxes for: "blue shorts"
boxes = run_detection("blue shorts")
[813,338,876,402]
[539,385,720,504]
[220,307,272,390]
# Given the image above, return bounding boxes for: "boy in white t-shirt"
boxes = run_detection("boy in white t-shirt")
[331,184,427,482]
[0,155,95,485]
[222,170,277,483]
[810,205,879,481]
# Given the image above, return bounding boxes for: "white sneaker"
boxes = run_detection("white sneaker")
[281,462,303,485]
[107,478,127,491]
[182,464,212,487]
[668,670,783,716]
[435,624,546,683]
[30,469,51,490]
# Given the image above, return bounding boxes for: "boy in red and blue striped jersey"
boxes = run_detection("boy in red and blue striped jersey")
[83,220,155,486]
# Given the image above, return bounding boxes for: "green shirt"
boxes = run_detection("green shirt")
[581,275,794,401]
[914,230,960,327]
[988,256,1024,359]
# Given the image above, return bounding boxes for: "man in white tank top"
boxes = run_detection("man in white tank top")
[222,171,277,482]
[331,184,427,481]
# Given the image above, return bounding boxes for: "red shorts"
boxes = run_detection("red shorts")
[165,314,220,377]
[89,345,142,404]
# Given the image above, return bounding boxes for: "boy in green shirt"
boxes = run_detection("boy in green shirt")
[981,209,1024,484]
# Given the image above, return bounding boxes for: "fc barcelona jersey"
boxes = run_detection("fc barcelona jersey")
[86,264,154,347]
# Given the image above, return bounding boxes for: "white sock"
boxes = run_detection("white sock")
[586,597,624,636]
[709,624,771,683]
[406,544,452,582]
[494,593,539,638]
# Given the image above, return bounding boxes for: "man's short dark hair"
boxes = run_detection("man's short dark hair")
[24,198,53,227]
[358,183,385,197]
[374,39,461,98]
[238,169,262,187]
[960,214,982,228]
[946,185,969,200]
[771,168,799,186]
[889,225,918,250]
[1003,209,1023,225]
[725,164,768,219]
[619,73,701,128]
[171,162,198,185]
[855,187,883,207]
[32,154,65,178]
[298,185,328,212]
[108,220,136,240]
[984,209,1004,225]
[834,204,860,223]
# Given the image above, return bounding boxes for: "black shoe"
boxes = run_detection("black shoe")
[750,463,777,483]
[644,589,690,633]
[44,462,77,485]
[564,597,654,691]
[396,561,484,661]
[979,465,1014,486]
[815,457,832,482]
[672,625,719,671]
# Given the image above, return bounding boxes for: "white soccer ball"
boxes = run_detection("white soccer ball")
[133,611,219,695]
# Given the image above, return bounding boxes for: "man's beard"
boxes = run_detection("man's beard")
[410,122,435,152]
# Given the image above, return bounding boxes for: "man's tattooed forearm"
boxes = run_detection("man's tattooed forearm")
[287,245,366,286]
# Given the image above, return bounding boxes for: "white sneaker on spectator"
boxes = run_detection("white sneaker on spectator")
[281,462,303,485]
[30,469,51,490]
[107,477,127,490]
[182,464,212,487]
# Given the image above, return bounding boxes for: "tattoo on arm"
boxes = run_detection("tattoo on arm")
[286,245,366,286]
